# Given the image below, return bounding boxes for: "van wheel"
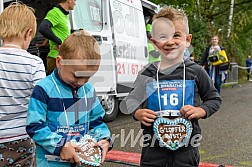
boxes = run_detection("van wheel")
[103,95,118,122]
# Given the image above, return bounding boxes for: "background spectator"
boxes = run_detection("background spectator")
[39,0,76,74]
[246,55,252,81]
[199,35,224,93]
[146,13,161,63]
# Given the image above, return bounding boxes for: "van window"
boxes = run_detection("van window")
[73,0,102,31]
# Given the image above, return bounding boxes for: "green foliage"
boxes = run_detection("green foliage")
[188,14,208,60]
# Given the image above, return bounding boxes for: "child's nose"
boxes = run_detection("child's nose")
[164,39,174,45]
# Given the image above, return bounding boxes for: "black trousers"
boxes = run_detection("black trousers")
[247,69,251,80]
[140,146,200,167]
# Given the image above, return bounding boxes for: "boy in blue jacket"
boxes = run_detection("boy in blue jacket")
[26,30,111,167]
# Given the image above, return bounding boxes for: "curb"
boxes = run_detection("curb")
[105,150,234,167]
[106,150,141,165]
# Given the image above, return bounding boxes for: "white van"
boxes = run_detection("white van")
[0,0,159,122]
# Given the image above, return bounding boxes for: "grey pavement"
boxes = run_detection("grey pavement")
[103,82,252,167]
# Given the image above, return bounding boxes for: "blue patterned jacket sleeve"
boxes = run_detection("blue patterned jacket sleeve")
[86,84,111,142]
[26,85,66,155]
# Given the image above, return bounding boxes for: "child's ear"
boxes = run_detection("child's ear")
[186,34,192,47]
[150,38,156,44]
[24,29,33,41]
[149,38,159,50]
[56,56,62,69]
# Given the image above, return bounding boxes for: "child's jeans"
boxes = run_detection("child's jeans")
[214,72,222,93]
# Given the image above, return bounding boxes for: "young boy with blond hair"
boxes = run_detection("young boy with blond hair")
[26,30,111,167]
[126,6,221,166]
[0,2,46,166]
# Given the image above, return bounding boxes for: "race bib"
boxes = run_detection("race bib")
[56,124,89,140]
[146,80,194,116]
[45,124,89,162]
[146,80,194,150]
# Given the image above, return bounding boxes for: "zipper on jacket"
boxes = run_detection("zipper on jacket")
[72,90,79,124]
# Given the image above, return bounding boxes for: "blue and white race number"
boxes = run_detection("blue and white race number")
[146,80,194,116]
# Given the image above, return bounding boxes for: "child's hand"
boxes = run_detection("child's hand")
[134,109,157,126]
[60,142,81,166]
[180,105,206,120]
[93,139,110,164]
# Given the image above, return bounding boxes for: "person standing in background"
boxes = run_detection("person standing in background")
[199,35,224,93]
[146,14,161,63]
[39,0,76,74]
[147,40,161,63]
[190,54,195,62]
[246,55,252,81]
[0,3,46,166]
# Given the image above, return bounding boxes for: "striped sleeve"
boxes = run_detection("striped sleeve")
[26,85,66,155]
[87,85,111,142]
[31,57,46,86]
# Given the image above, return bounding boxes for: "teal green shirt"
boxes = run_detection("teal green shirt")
[148,42,161,63]
[45,7,70,58]
[146,23,152,32]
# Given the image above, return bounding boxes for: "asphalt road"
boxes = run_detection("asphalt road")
[103,82,252,167]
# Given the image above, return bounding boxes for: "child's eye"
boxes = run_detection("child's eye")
[157,35,169,42]
[159,36,167,39]
[174,34,180,38]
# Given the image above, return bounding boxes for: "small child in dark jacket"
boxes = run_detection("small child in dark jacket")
[126,6,221,167]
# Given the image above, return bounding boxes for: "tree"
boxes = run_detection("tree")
[227,0,234,38]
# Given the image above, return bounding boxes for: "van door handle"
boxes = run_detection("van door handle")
[92,35,108,42]
[92,35,102,42]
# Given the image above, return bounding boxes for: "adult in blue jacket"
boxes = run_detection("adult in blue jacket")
[246,55,252,80]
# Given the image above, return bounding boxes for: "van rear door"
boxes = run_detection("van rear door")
[109,0,148,91]
[71,0,117,95]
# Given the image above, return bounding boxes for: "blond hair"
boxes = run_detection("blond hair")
[153,6,189,34]
[0,2,36,40]
[59,30,101,67]
[211,35,219,40]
